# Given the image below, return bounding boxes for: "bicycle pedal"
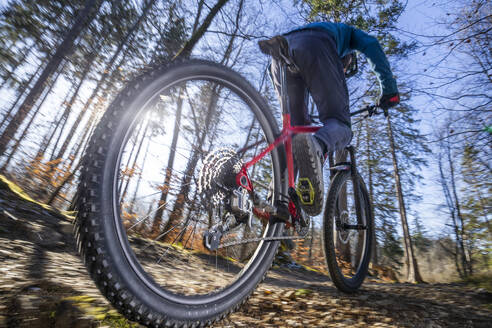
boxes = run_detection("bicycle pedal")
[296,178,315,206]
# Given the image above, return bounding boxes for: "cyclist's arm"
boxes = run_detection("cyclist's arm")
[348,28,398,96]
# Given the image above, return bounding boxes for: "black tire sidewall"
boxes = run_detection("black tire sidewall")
[323,170,372,293]
[87,60,285,323]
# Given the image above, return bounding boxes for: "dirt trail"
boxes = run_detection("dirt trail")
[0,177,491,327]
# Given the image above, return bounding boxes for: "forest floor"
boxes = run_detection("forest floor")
[0,176,491,328]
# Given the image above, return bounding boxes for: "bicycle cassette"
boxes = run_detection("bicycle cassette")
[198,148,243,204]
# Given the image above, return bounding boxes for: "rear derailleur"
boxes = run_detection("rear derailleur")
[203,187,311,251]
[203,188,253,251]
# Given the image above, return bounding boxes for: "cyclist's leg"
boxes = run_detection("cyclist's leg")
[315,118,352,154]
[284,30,351,146]
[271,56,327,216]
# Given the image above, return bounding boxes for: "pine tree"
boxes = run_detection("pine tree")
[460,144,491,272]
[0,0,83,88]
[0,0,104,155]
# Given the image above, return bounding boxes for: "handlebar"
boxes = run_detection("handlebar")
[349,104,388,125]
[309,104,387,125]
[350,104,385,117]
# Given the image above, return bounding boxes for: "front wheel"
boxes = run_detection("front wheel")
[75,59,285,327]
[323,170,373,293]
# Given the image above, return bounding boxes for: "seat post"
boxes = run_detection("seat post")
[279,61,290,115]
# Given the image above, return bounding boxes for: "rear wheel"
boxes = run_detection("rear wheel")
[323,170,372,293]
[75,60,284,326]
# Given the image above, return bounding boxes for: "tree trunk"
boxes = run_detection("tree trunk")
[129,135,152,214]
[162,86,220,238]
[118,120,146,195]
[120,121,149,203]
[49,50,95,161]
[69,121,95,167]
[46,160,81,205]
[31,71,78,160]
[365,120,378,264]
[386,116,424,283]
[446,142,473,276]
[438,140,472,278]
[178,187,199,244]
[0,63,43,132]
[0,0,102,155]
[191,0,206,34]
[151,90,184,236]
[45,86,78,160]
[1,63,65,171]
[438,155,466,278]
[173,0,231,59]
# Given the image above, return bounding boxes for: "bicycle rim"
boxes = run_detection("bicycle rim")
[112,64,282,302]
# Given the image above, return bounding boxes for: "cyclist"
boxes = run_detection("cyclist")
[266,22,400,216]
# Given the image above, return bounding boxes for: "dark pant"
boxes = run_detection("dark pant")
[270,29,352,153]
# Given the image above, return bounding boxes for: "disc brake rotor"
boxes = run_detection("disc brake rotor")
[338,210,353,244]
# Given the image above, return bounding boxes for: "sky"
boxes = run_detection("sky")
[394,0,459,233]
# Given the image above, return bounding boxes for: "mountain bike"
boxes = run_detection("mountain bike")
[74,36,378,327]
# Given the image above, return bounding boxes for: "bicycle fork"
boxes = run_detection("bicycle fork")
[329,146,367,231]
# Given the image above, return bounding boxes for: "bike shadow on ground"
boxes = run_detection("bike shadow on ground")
[3,279,94,327]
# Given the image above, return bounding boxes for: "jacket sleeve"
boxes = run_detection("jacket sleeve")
[349,27,398,96]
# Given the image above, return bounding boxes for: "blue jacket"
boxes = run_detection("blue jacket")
[288,22,398,96]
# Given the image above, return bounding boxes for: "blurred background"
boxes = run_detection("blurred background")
[0,0,490,286]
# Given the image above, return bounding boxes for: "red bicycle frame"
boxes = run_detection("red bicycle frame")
[233,59,323,225]
[236,113,320,192]
[233,54,375,229]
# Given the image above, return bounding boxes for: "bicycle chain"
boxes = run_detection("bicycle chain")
[218,234,306,249]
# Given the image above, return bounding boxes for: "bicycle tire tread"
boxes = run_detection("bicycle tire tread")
[322,170,372,293]
[292,135,324,216]
[74,59,281,327]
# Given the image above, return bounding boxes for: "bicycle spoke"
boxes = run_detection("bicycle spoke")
[156,220,190,265]
[127,200,169,231]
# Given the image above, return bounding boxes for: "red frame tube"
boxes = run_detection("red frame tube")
[237,114,321,191]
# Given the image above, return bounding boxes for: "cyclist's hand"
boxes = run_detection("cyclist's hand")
[377,93,400,116]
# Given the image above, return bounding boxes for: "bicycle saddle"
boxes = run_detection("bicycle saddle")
[259,36,299,67]
[258,35,289,59]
